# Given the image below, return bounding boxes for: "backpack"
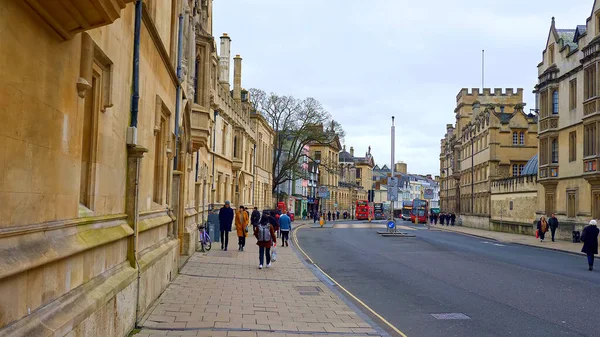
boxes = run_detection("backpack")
[258,224,271,242]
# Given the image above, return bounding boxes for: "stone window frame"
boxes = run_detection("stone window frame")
[153,96,173,205]
[512,132,518,145]
[569,131,577,162]
[78,34,114,212]
[545,192,556,215]
[569,79,577,111]
[566,188,578,218]
[584,122,598,158]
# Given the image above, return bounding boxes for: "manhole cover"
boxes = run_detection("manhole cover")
[431,313,471,320]
[298,292,320,296]
[294,286,322,292]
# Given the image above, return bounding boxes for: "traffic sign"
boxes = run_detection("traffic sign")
[387,221,395,229]
[424,188,434,200]
[318,186,329,198]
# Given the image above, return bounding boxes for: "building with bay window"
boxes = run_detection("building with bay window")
[534,4,600,227]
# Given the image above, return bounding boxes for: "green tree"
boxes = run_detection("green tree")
[249,88,345,194]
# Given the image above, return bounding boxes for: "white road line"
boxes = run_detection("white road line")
[482,241,506,247]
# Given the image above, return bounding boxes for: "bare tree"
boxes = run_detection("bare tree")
[249,88,345,195]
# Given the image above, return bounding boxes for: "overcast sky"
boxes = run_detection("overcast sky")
[213,0,591,175]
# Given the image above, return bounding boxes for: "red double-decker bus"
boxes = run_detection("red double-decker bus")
[410,199,428,223]
[355,200,374,220]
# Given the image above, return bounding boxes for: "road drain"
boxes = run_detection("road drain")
[294,286,322,296]
[431,313,471,320]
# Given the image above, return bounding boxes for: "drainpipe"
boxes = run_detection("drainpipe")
[131,0,142,329]
[212,111,218,205]
[195,150,199,182]
[253,143,256,207]
[173,14,184,170]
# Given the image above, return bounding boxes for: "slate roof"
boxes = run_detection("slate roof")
[521,154,538,176]
[339,150,353,162]
[498,113,513,124]
[557,29,577,50]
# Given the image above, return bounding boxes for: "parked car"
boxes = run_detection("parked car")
[402,214,411,221]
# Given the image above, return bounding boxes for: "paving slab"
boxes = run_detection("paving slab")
[136,230,385,336]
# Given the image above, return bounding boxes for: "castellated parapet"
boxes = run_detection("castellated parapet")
[456,88,524,103]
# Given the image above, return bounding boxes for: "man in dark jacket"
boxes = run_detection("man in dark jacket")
[219,201,234,251]
[450,213,456,226]
[581,219,599,271]
[251,207,261,228]
[328,211,332,221]
[549,213,559,242]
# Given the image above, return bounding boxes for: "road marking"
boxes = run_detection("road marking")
[482,241,505,247]
[431,313,471,320]
[292,224,409,337]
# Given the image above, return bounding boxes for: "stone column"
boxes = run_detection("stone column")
[126,145,148,268]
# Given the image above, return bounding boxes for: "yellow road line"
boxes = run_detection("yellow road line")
[292,225,409,337]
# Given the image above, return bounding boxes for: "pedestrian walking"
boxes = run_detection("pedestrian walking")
[255,215,276,269]
[537,216,549,242]
[451,213,456,226]
[303,209,308,220]
[336,211,340,220]
[581,219,599,271]
[549,213,559,242]
[235,205,249,251]
[269,211,280,238]
[434,213,438,225]
[328,211,332,221]
[440,213,445,225]
[251,207,261,229]
[313,211,318,224]
[219,201,234,251]
[279,212,292,247]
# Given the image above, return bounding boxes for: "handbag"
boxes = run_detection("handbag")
[535,229,539,238]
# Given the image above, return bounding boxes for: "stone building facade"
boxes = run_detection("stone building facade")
[337,146,373,213]
[309,126,341,212]
[490,156,539,234]
[533,6,600,230]
[440,88,538,228]
[0,1,273,336]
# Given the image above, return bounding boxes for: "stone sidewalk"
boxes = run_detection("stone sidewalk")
[432,224,588,255]
[133,227,385,337]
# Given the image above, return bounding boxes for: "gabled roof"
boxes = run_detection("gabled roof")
[575,25,587,42]
[557,29,577,50]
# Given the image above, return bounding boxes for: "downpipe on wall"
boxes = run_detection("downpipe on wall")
[173,13,184,170]
[130,0,142,328]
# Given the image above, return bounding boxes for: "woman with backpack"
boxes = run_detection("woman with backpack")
[255,215,276,269]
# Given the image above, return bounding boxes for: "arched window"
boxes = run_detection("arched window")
[552,90,559,114]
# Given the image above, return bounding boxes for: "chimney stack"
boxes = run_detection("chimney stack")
[233,54,242,102]
[350,146,354,157]
[219,33,231,90]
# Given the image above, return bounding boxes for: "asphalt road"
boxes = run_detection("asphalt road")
[296,222,600,337]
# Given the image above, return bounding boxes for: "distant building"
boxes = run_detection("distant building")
[440,88,538,228]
